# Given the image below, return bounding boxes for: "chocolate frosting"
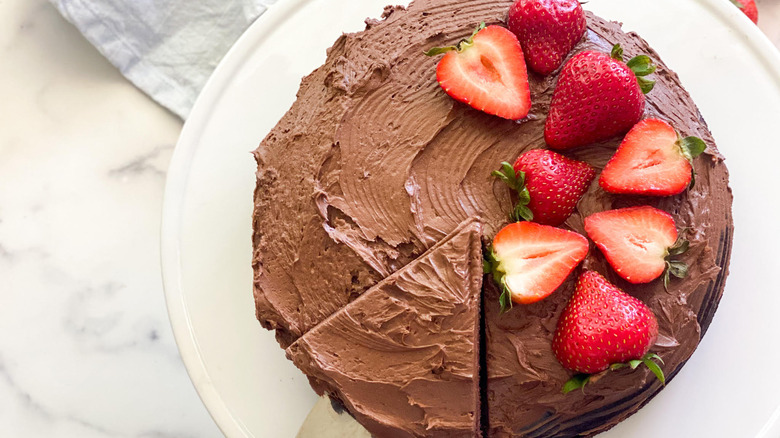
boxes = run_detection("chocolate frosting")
[286,218,484,437]
[252,0,733,436]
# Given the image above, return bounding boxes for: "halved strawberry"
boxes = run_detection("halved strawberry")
[600,119,707,196]
[486,221,588,310]
[584,206,689,286]
[426,23,531,120]
[552,270,664,392]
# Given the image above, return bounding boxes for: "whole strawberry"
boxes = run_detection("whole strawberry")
[494,149,595,226]
[507,0,586,76]
[552,271,665,392]
[730,0,758,24]
[545,44,656,149]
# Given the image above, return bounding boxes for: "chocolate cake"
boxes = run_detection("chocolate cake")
[286,218,484,437]
[251,0,733,436]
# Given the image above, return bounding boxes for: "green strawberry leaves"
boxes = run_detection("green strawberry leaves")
[677,135,707,189]
[665,260,689,288]
[498,285,513,314]
[610,44,657,94]
[492,162,534,222]
[627,56,657,94]
[484,250,514,314]
[562,374,590,394]
[563,353,665,394]
[626,55,657,76]
[610,44,624,61]
[424,22,486,56]
[664,234,691,290]
[679,136,707,161]
[610,353,666,385]
[635,77,655,94]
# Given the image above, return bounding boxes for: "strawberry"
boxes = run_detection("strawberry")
[514,150,595,225]
[584,206,689,286]
[730,0,759,24]
[545,44,656,150]
[552,270,664,392]
[493,150,595,226]
[507,0,586,76]
[600,119,707,196]
[425,23,531,120]
[485,221,588,310]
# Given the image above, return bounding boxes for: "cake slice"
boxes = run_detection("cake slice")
[286,218,484,437]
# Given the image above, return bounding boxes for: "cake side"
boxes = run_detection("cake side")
[285,218,484,437]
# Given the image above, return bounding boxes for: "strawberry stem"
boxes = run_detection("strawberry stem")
[424,22,486,56]
[492,162,534,222]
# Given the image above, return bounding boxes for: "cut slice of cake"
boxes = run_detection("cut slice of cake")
[286,218,484,438]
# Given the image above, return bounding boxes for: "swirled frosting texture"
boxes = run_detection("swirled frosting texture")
[286,218,483,437]
[252,0,733,436]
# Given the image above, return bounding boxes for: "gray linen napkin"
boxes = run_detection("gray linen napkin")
[50,0,277,119]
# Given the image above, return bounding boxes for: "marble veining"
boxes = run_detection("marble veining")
[108,145,174,179]
[1,0,779,436]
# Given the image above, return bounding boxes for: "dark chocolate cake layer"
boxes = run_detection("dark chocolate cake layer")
[252,0,733,436]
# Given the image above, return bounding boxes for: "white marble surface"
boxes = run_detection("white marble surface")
[1,0,780,437]
[0,0,219,436]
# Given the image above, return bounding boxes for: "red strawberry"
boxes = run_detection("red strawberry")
[493,149,595,226]
[486,221,588,309]
[552,270,664,392]
[507,0,586,76]
[584,206,689,286]
[730,0,758,24]
[426,24,531,120]
[600,119,707,196]
[545,44,656,149]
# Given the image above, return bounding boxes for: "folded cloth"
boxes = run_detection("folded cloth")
[50,0,276,119]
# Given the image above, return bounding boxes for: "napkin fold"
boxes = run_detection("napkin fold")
[50,0,276,119]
